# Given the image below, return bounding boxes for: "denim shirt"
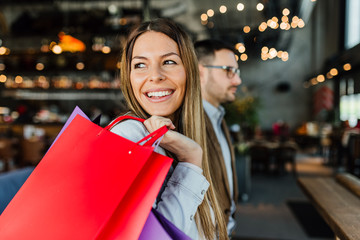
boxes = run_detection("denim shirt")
[111,119,210,239]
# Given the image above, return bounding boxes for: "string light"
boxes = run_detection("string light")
[256,3,264,11]
[237,3,245,11]
[243,26,251,33]
[329,68,338,76]
[0,74,6,83]
[343,63,351,71]
[201,13,208,21]
[282,8,290,16]
[219,5,227,13]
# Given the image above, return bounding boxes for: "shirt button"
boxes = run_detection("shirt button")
[190,215,194,221]
[201,190,205,195]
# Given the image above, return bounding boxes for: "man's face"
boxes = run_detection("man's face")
[201,49,242,107]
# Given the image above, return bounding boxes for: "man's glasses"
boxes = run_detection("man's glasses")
[203,65,241,78]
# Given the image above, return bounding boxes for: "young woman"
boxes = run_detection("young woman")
[110,18,228,240]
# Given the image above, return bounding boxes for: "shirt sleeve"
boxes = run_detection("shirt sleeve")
[155,163,209,234]
[110,119,209,235]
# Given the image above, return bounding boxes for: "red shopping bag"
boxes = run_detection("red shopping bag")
[0,113,172,240]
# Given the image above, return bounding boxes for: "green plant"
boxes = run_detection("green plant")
[223,96,261,135]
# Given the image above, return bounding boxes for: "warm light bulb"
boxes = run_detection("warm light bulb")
[329,68,338,76]
[36,63,45,71]
[243,26,251,33]
[240,53,248,61]
[343,63,351,71]
[282,8,290,16]
[317,74,325,82]
[219,5,227,13]
[52,45,62,54]
[0,74,6,83]
[237,3,245,11]
[256,3,264,11]
[76,62,85,70]
[201,13,208,21]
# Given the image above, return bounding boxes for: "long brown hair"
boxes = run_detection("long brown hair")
[120,18,228,240]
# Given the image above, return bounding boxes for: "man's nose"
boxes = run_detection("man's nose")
[232,74,242,86]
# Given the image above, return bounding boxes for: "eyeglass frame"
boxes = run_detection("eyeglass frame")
[202,65,241,78]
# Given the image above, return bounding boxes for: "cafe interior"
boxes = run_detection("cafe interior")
[0,0,360,239]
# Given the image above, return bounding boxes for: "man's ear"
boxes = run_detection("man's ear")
[198,64,206,84]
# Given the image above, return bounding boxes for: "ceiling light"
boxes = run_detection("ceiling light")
[311,78,318,85]
[0,63,5,71]
[201,13,208,21]
[256,3,264,11]
[219,5,227,13]
[329,68,338,76]
[0,74,6,83]
[76,62,85,70]
[243,26,251,33]
[36,63,45,71]
[317,74,325,82]
[102,46,111,54]
[207,9,214,17]
[298,19,305,28]
[282,8,290,16]
[52,45,62,54]
[15,76,23,84]
[0,47,7,55]
[207,21,214,28]
[343,63,351,71]
[237,3,245,11]
[240,54,248,61]
[261,46,269,53]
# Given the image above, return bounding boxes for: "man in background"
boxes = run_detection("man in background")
[194,39,242,237]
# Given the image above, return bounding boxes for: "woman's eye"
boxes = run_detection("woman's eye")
[134,63,146,69]
[164,60,176,65]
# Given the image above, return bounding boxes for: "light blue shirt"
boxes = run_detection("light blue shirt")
[111,119,211,239]
[203,100,236,235]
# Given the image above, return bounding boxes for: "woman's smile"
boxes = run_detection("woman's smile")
[130,31,186,118]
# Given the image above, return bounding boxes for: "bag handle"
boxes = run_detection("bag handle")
[105,115,168,147]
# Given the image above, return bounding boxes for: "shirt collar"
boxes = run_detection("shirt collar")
[203,100,225,124]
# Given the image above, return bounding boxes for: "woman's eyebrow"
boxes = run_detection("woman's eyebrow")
[131,56,147,61]
[162,52,180,58]
[131,52,180,61]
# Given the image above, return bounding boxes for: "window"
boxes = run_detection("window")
[345,0,360,49]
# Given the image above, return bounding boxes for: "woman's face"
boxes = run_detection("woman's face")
[130,31,186,119]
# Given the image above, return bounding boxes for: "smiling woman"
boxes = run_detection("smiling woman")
[110,18,228,240]
[129,31,186,119]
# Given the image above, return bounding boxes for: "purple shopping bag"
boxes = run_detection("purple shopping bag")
[139,209,192,240]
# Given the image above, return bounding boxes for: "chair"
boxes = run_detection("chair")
[20,139,45,166]
[249,144,271,174]
[347,134,360,177]
[0,138,15,172]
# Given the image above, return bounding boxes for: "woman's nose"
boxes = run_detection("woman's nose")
[149,66,164,82]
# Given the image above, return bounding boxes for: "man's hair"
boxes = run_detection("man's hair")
[194,39,236,64]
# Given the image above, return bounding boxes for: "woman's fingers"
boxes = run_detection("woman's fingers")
[144,116,176,132]
[143,116,202,168]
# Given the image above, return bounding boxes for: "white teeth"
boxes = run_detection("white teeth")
[147,91,172,97]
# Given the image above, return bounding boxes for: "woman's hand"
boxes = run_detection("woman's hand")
[143,116,203,168]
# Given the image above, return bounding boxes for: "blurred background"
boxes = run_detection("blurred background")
[1,0,360,239]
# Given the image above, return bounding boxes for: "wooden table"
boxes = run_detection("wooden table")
[298,176,360,240]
